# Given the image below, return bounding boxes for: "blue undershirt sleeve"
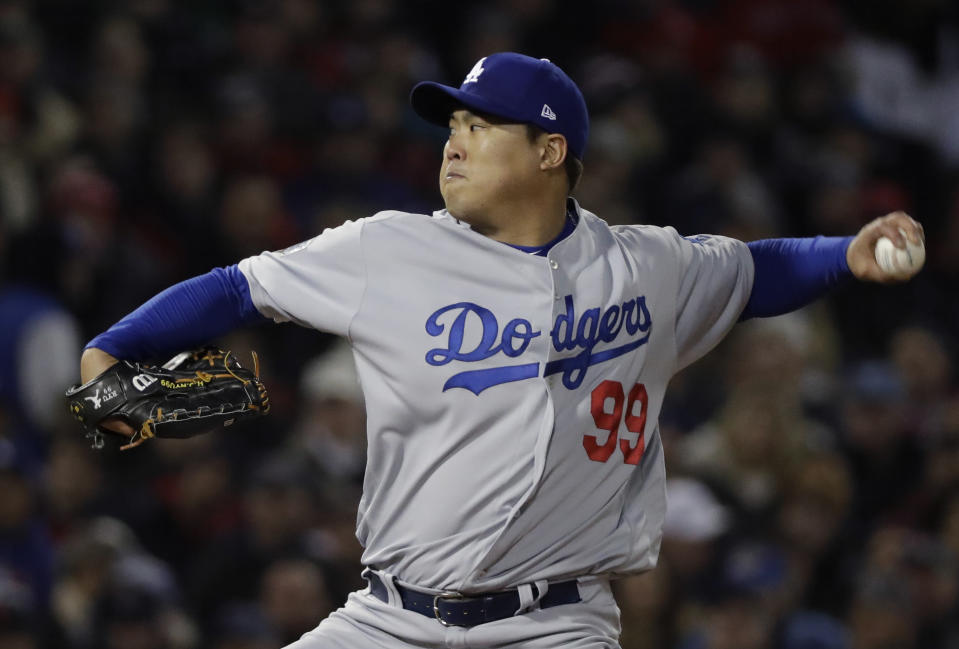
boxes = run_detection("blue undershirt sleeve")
[85,265,270,360]
[740,236,855,320]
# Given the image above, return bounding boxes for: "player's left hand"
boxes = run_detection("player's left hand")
[846,211,925,283]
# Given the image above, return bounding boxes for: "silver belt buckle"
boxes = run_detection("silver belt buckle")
[433,591,467,627]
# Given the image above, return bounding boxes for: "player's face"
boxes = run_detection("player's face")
[440,109,544,225]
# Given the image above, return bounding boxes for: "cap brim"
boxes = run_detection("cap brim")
[410,81,524,127]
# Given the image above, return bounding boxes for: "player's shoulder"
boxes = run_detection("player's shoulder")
[578,207,747,261]
[579,208,682,252]
[353,208,463,234]
[287,209,450,246]
[348,210,467,245]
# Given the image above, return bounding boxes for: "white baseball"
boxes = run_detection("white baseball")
[874,228,925,279]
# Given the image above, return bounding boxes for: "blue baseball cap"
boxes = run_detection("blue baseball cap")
[410,52,589,160]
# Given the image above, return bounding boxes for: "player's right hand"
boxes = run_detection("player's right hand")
[846,211,925,283]
[80,347,137,438]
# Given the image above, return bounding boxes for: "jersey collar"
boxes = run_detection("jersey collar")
[506,207,578,257]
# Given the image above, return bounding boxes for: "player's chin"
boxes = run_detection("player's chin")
[444,203,471,222]
[441,188,470,219]
[445,205,484,229]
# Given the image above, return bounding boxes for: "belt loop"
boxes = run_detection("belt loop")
[534,579,549,605]
[514,584,534,615]
[380,571,402,608]
[514,579,551,615]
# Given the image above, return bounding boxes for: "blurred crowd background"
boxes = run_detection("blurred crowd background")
[0,0,958,648]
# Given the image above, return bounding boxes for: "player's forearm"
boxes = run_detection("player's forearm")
[85,265,269,363]
[739,236,854,320]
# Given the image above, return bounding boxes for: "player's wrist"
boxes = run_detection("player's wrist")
[80,347,119,384]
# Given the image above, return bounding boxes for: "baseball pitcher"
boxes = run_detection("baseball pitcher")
[73,53,924,648]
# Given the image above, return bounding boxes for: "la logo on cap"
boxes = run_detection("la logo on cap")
[463,57,486,85]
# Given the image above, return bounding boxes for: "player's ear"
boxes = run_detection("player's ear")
[540,134,567,172]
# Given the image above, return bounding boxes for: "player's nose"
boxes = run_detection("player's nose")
[445,135,464,161]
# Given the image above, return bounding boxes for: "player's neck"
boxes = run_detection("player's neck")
[475,195,569,247]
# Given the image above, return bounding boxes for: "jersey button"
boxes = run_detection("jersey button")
[549,259,559,270]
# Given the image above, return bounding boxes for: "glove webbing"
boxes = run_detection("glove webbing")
[120,350,263,451]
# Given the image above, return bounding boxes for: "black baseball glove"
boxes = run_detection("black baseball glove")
[65,347,270,450]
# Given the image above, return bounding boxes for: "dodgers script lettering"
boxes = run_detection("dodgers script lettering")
[425,295,652,394]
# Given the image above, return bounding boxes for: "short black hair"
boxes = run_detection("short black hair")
[526,125,583,194]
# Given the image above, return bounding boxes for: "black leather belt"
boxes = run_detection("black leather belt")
[367,572,582,627]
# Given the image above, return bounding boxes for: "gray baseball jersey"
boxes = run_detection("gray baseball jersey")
[238,199,753,593]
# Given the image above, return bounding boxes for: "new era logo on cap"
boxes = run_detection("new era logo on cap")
[409,52,590,160]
